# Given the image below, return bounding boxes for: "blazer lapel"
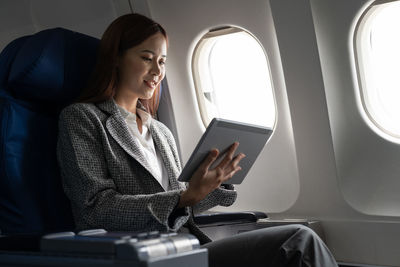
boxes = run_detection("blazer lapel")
[150,123,182,191]
[96,99,155,179]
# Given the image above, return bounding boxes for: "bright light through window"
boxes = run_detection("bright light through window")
[355,1,400,138]
[192,27,276,128]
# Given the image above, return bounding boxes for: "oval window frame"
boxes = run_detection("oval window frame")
[191,26,277,128]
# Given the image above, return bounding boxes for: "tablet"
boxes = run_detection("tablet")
[178,118,273,184]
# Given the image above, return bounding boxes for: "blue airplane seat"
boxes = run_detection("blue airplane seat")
[0,28,99,234]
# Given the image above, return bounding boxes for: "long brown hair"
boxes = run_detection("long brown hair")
[76,13,168,117]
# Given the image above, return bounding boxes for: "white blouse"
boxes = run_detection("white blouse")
[115,102,170,191]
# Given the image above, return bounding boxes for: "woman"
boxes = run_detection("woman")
[57,13,338,266]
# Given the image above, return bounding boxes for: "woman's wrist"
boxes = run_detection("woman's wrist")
[178,189,199,208]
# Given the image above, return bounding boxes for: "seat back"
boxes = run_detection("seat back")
[0,28,99,234]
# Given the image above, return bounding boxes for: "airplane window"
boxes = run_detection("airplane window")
[355,1,400,138]
[192,27,276,128]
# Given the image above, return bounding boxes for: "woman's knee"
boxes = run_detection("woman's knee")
[244,224,320,245]
[275,224,318,237]
[291,224,317,235]
[278,224,325,250]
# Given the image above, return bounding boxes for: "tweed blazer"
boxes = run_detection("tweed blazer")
[56,98,237,243]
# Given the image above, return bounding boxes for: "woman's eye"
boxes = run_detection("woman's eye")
[141,56,152,62]
[159,60,166,65]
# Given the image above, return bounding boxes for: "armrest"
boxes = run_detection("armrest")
[194,211,268,226]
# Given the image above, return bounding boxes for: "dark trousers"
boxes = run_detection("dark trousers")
[201,224,338,267]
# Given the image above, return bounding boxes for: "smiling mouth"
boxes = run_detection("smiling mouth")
[144,80,158,88]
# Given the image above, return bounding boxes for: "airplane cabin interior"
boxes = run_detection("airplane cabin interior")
[1,0,400,266]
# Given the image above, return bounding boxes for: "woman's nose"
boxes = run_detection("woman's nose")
[151,62,162,76]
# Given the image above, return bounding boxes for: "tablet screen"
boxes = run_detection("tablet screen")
[178,118,273,184]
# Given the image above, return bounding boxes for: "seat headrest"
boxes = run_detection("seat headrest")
[6,27,99,104]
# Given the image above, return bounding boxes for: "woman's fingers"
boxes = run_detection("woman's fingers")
[193,143,244,191]
[199,148,219,172]
[232,153,246,167]
[189,146,243,203]
[221,166,242,183]
[217,142,239,169]
[218,152,245,182]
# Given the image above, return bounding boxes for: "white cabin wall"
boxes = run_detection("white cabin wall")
[0,0,131,51]
[311,0,400,217]
[147,0,301,213]
[268,0,354,219]
[269,0,400,265]
[299,0,400,265]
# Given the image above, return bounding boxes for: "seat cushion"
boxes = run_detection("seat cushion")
[0,91,75,234]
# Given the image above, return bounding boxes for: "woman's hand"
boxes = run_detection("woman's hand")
[178,142,245,208]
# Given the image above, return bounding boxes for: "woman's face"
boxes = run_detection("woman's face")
[117,32,167,99]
